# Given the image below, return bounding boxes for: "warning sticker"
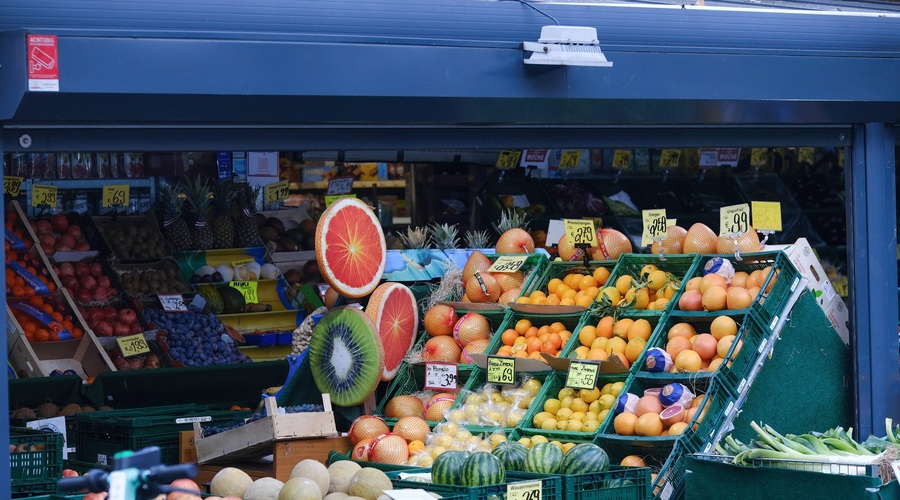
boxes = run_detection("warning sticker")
[27,34,59,92]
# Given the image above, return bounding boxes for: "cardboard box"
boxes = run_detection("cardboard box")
[301,165,338,183]
[823,295,850,345]
[180,430,197,463]
[764,238,837,308]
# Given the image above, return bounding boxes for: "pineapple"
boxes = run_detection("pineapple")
[183,178,214,250]
[158,184,192,251]
[428,222,460,250]
[496,208,531,233]
[210,179,236,249]
[398,226,431,249]
[464,229,491,250]
[234,183,263,247]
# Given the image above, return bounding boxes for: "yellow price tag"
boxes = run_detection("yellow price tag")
[229,281,259,304]
[231,258,255,269]
[495,150,522,170]
[641,209,667,247]
[564,219,597,247]
[116,334,151,357]
[751,201,782,232]
[487,255,528,273]
[325,194,357,207]
[719,203,751,236]
[659,149,681,169]
[507,480,542,500]
[31,184,58,208]
[559,150,582,170]
[265,180,290,204]
[4,176,23,197]
[486,356,516,385]
[102,184,130,208]
[751,148,768,168]
[838,148,846,168]
[612,150,632,170]
[565,360,600,390]
[798,147,814,165]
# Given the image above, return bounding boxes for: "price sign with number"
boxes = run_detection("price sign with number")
[699,149,718,168]
[424,362,459,390]
[230,281,259,304]
[265,180,290,204]
[486,356,516,385]
[751,201,783,232]
[565,360,600,390]
[495,150,523,170]
[641,209,668,247]
[659,149,681,169]
[4,176,23,197]
[102,184,130,208]
[798,147,815,165]
[507,480,542,500]
[31,184,57,208]
[564,219,597,246]
[750,148,768,168]
[116,334,151,357]
[559,150,582,170]
[612,149,632,170]
[719,203,750,236]
[158,294,188,312]
[325,193,357,207]
[488,255,528,273]
[326,176,354,195]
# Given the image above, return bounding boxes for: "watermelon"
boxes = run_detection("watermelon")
[461,452,506,487]
[559,443,610,475]
[524,443,563,475]
[432,451,470,486]
[491,441,528,472]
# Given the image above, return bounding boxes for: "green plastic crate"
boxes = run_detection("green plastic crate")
[561,312,664,376]
[522,260,618,298]
[10,426,64,498]
[72,404,250,467]
[485,252,549,300]
[486,308,590,359]
[592,254,701,318]
[387,467,563,500]
[374,360,479,427]
[451,368,552,436]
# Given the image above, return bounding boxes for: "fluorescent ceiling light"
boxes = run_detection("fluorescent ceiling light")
[523,26,613,67]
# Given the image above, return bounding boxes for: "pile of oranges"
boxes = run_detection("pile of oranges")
[514,267,611,308]
[596,264,679,311]
[495,319,573,360]
[11,295,84,343]
[6,259,57,298]
[571,315,655,369]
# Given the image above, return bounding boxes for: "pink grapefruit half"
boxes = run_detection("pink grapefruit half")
[315,197,387,298]
[366,282,419,381]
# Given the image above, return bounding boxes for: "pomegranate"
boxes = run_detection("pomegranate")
[74,262,91,278]
[58,263,75,277]
[74,241,91,251]
[118,309,137,326]
[113,323,131,337]
[50,214,69,233]
[65,224,82,240]
[97,275,111,289]
[94,321,113,337]
[90,262,103,277]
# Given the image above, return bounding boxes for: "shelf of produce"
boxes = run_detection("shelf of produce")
[195,278,298,314]
[217,309,305,336]
[293,180,406,190]
[87,213,172,263]
[173,247,268,283]
[108,258,193,305]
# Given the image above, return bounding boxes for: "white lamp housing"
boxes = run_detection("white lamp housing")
[523,26,613,67]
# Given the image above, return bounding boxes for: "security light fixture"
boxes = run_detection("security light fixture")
[523,26,613,67]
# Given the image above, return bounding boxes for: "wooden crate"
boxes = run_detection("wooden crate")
[194,395,338,465]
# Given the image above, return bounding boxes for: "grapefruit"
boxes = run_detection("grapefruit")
[315,197,387,298]
[366,282,418,381]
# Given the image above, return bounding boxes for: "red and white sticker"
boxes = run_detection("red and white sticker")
[27,34,59,92]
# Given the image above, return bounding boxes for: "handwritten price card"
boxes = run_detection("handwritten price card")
[4,176,23,197]
[658,149,681,169]
[326,176,354,195]
[507,481,542,500]
[495,150,523,170]
[565,360,600,390]
[641,209,667,247]
[487,255,528,273]
[229,281,259,304]
[102,184,130,208]
[752,201,783,232]
[719,203,750,236]
[425,362,459,391]
[265,180,290,204]
[612,149,632,170]
[559,150,582,170]
[31,184,57,208]
[158,294,188,312]
[116,334,151,357]
[564,219,597,246]
[486,356,516,385]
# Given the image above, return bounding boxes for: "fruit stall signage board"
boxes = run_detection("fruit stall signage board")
[507,480,542,500]
[564,219,597,246]
[486,356,516,385]
[116,333,151,357]
[326,176,354,195]
[751,201,783,232]
[424,362,458,390]
[659,149,681,169]
[158,294,188,312]
[751,148,768,167]
[324,193,357,207]
[102,184,130,208]
[798,147,815,165]
[565,360,600,390]
[230,281,259,303]
[31,184,57,207]
[265,180,290,204]
[559,150,582,170]
[495,150,522,170]
[27,34,59,92]
[612,149,632,170]
[641,209,667,247]
[4,176,23,197]
[487,255,528,273]
[719,203,750,236]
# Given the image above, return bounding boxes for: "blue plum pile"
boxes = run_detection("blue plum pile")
[144,309,251,366]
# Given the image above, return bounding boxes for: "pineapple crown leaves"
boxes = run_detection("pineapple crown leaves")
[427,222,460,250]
[156,184,185,220]
[211,179,235,214]
[182,177,213,220]
[464,229,492,249]
[398,226,432,249]
[496,208,531,233]
[235,183,262,215]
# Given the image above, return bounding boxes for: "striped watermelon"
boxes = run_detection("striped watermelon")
[524,442,563,475]
[491,441,528,472]
[560,443,610,475]
[432,451,470,486]
[462,451,506,487]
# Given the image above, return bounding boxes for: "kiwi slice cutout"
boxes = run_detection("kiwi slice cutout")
[309,307,385,407]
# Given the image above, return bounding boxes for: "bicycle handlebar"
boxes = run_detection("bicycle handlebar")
[59,469,109,493]
[146,462,197,485]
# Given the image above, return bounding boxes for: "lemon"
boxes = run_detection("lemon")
[583,420,601,433]
[544,398,561,414]
[598,394,617,411]
[541,418,558,431]
[467,394,484,405]
[570,411,587,422]
[490,433,508,447]
[530,435,549,445]
[611,381,626,396]
[518,437,532,448]
[533,411,553,428]
[570,398,589,413]
[567,420,585,432]
[558,387,576,400]
[562,442,578,453]
[524,378,544,395]
[579,387,601,403]
[560,396,574,409]
[589,400,602,414]
[442,422,459,436]
[584,411,598,421]
[556,408,574,421]
[455,429,472,440]
[600,383,614,396]
[550,441,565,452]
[556,419,568,431]
[599,409,610,422]
[435,434,454,448]
[447,409,466,422]
[507,409,524,428]
[430,446,448,459]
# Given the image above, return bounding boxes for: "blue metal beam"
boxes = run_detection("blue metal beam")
[847,123,900,438]
[0,136,10,500]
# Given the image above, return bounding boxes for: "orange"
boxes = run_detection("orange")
[626,319,653,342]
[497,346,513,356]
[578,275,599,291]
[578,325,597,347]
[593,267,611,285]
[35,329,50,342]
[586,348,609,361]
[614,412,638,435]
[573,346,590,359]
[547,278,564,295]
[559,297,576,306]
[513,336,528,345]
[408,440,426,455]
[526,337,543,353]
[514,350,529,358]
[538,325,551,337]
[501,329,519,346]
[549,322,566,334]
[545,295,561,306]
[612,318,634,339]
[558,330,571,344]
[596,316,615,339]
[610,352,631,369]
[545,333,562,350]
[525,326,539,339]
[528,351,546,361]
[515,319,533,335]
[575,295,593,308]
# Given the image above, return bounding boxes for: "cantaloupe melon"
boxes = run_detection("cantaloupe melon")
[348,468,392,500]
[244,477,285,500]
[324,493,350,500]
[210,467,253,498]
[279,477,324,500]
[290,459,330,496]
[327,461,362,493]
